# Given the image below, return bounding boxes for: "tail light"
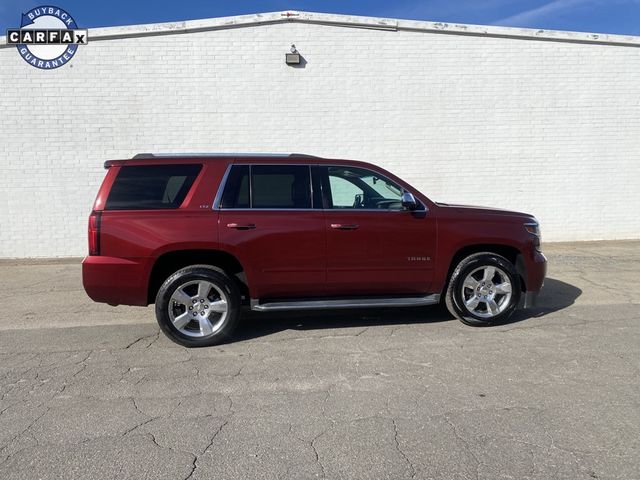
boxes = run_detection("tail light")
[88,211,102,256]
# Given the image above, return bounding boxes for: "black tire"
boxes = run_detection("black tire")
[445,252,521,326]
[155,265,241,347]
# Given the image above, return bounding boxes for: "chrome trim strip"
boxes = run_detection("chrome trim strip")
[212,164,233,210]
[218,208,421,212]
[250,294,440,311]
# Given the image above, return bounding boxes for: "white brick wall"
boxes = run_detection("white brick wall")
[1,12,639,257]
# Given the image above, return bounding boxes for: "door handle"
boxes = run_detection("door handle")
[330,223,359,230]
[227,223,256,230]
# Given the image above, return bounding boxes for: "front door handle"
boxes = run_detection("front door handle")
[330,224,359,230]
[227,223,256,230]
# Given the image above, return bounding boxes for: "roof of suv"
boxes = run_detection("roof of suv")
[103,153,369,169]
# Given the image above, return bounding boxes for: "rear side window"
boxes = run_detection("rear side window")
[105,164,201,210]
[220,165,312,209]
[252,165,311,209]
[220,165,250,208]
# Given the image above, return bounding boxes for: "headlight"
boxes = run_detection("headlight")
[524,222,540,237]
[524,221,541,250]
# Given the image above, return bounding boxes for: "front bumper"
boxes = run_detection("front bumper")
[522,250,547,308]
[82,256,150,306]
[524,291,540,308]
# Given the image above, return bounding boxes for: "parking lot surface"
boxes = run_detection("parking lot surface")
[0,241,639,479]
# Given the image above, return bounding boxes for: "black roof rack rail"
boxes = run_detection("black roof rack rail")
[132,152,319,159]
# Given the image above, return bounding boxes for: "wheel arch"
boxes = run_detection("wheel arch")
[445,244,527,294]
[147,249,249,304]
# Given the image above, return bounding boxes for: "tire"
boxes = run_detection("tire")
[155,265,241,347]
[445,253,521,326]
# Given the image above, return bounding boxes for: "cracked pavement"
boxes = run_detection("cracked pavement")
[0,241,639,479]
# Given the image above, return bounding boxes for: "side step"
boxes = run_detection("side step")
[250,294,440,312]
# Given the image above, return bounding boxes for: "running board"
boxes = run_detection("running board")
[250,294,440,312]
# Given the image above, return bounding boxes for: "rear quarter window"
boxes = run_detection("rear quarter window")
[105,164,202,210]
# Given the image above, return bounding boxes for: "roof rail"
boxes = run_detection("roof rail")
[132,152,319,159]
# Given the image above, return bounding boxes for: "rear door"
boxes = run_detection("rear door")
[320,165,436,295]
[218,164,326,299]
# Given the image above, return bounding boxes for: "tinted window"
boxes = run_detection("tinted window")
[220,165,250,208]
[105,164,201,210]
[252,165,311,209]
[220,165,313,209]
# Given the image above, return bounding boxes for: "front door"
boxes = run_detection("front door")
[320,165,436,296]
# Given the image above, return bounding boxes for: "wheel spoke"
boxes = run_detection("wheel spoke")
[209,299,227,313]
[199,316,214,336]
[172,311,191,329]
[197,281,211,299]
[171,288,193,307]
[487,299,499,316]
[463,277,479,290]
[494,282,512,294]
[483,266,496,282]
[465,296,480,310]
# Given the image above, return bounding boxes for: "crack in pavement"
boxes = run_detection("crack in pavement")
[392,418,417,479]
[184,418,230,480]
[0,405,50,468]
[124,331,160,350]
[444,416,480,480]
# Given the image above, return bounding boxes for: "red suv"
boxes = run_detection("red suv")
[83,154,546,347]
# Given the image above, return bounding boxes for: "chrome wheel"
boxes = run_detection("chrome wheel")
[168,280,229,337]
[461,265,513,319]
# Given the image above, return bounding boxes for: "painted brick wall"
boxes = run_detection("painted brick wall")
[1,15,639,257]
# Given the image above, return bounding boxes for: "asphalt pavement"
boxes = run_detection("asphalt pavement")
[0,241,639,479]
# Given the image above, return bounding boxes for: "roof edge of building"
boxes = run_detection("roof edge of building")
[2,10,640,48]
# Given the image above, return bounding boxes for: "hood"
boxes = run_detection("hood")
[435,202,535,220]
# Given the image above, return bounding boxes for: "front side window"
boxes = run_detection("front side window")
[105,164,201,210]
[324,166,408,210]
[220,165,312,209]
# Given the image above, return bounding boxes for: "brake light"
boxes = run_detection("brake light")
[88,212,102,256]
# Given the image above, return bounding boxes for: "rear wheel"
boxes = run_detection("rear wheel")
[155,265,241,347]
[445,253,521,326]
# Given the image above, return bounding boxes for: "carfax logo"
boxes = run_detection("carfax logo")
[6,5,88,69]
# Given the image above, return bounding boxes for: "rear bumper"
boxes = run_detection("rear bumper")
[82,256,150,306]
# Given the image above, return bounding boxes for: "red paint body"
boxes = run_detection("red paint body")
[82,156,546,306]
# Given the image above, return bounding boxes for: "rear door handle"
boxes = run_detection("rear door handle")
[330,224,359,230]
[227,223,256,230]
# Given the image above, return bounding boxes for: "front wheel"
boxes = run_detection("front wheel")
[445,253,521,326]
[155,265,241,347]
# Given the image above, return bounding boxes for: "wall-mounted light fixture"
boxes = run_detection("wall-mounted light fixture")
[285,44,301,65]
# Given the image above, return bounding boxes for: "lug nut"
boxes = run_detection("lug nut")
[200,299,204,303]
[189,306,192,310]
[204,305,209,309]
[192,299,197,304]
[192,312,197,316]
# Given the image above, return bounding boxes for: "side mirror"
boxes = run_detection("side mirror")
[401,192,418,211]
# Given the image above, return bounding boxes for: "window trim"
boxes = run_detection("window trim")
[320,165,428,213]
[212,164,233,210]
[214,164,316,210]
[212,163,428,213]
[105,163,202,211]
